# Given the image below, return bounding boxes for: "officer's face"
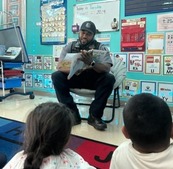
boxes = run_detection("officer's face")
[79,30,94,45]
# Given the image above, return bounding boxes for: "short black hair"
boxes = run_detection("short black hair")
[123,93,172,149]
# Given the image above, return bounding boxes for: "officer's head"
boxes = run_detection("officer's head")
[79,21,96,45]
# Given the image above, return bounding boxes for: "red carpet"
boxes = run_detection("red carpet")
[67,135,117,169]
[0,117,117,169]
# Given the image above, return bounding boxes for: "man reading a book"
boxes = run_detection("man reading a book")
[51,21,115,131]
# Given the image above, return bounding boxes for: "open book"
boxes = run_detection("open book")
[59,49,108,80]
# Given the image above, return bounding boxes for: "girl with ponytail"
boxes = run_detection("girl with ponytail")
[3,102,95,169]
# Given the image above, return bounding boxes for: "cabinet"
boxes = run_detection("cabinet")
[0,12,34,101]
[0,61,34,102]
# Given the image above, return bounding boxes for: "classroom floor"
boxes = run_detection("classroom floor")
[0,92,127,146]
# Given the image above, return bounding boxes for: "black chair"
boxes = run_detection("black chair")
[70,57,126,123]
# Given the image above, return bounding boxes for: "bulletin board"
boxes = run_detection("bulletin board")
[73,0,120,32]
[40,0,67,45]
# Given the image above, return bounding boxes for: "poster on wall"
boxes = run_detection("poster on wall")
[95,34,111,50]
[121,17,146,52]
[40,0,67,45]
[158,82,173,103]
[53,45,65,58]
[145,55,161,75]
[146,33,164,54]
[53,57,59,70]
[43,74,53,89]
[128,53,143,72]
[113,53,127,67]
[123,79,139,97]
[34,74,43,88]
[2,0,26,39]
[157,13,173,31]
[25,73,33,87]
[43,56,52,70]
[165,32,173,54]
[34,55,43,70]
[140,81,156,95]
[163,55,173,75]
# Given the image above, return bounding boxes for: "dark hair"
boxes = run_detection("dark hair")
[123,93,172,149]
[23,102,74,169]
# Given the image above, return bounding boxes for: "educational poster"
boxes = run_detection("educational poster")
[114,53,127,67]
[163,55,173,75]
[43,56,52,70]
[95,34,111,50]
[128,53,143,72]
[25,73,33,87]
[121,17,146,52]
[123,79,139,97]
[25,55,33,69]
[40,0,67,44]
[34,74,43,88]
[53,45,64,58]
[157,13,173,31]
[165,32,173,54]
[145,55,161,75]
[34,55,43,70]
[158,82,173,103]
[43,74,53,88]
[140,81,156,95]
[53,57,59,70]
[146,33,164,54]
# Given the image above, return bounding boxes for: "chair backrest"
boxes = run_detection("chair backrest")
[111,57,126,89]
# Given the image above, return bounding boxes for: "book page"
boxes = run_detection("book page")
[66,50,108,79]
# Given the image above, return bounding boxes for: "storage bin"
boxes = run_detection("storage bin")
[0,78,23,89]
[2,62,23,69]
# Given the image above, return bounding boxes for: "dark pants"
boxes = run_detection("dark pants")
[51,69,115,119]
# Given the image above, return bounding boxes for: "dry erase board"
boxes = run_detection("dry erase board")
[73,0,120,32]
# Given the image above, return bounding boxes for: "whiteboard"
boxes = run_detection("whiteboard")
[73,0,120,32]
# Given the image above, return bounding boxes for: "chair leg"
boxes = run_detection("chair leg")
[115,87,120,108]
[75,88,120,123]
[103,89,116,123]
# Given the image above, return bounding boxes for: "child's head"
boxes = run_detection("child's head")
[122,93,173,151]
[23,102,73,167]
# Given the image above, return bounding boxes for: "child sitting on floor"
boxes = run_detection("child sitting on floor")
[3,102,96,169]
[110,93,173,169]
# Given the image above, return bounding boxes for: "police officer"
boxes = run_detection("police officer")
[51,21,115,131]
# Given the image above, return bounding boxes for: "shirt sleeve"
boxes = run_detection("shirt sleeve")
[59,42,73,61]
[98,44,113,66]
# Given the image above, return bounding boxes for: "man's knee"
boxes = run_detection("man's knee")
[51,71,64,82]
[106,73,115,86]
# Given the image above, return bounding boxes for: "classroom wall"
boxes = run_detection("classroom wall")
[1,0,173,104]
[26,0,160,54]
